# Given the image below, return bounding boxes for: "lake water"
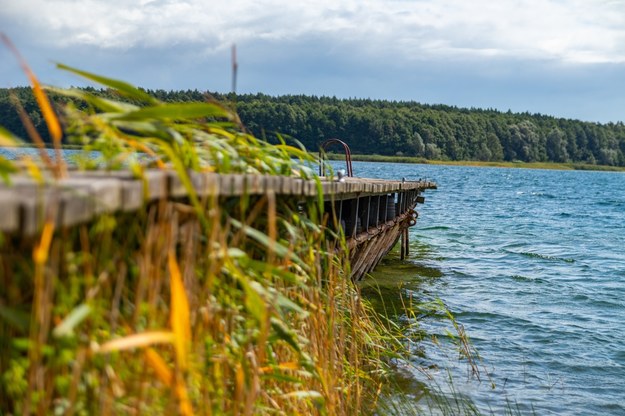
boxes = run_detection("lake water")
[0,147,103,168]
[351,161,625,415]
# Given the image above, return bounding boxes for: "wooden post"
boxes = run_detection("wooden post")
[365,196,370,233]
[382,194,388,222]
[402,191,406,215]
[405,228,409,257]
[351,197,360,237]
[375,195,381,228]
[338,199,344,233]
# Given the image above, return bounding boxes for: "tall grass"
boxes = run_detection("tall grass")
[0,44,515,415]
[0,57,402,414]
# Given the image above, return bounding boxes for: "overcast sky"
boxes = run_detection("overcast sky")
[2,0,625,123]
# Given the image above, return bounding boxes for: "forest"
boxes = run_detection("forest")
[3,86,625,166]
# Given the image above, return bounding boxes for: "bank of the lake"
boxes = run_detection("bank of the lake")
[5,146,625,172]
[324,153,625,172]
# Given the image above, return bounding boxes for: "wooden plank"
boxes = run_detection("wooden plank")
[59,187,93,227]
[218,175,234,196]
[303,180,317,196]
[75,170,166,200]
[58,178,123,215]
[280,177,292,195]
[19,189,44,236]
[168,171,186,197]
[143,170,168,200]
[168,170,206,198]
[15,186,61,236]
[204,173,219,196]
[190,172,210,197]
[245,174,262,194]
[262,175,279,194]
[270,176,283,195]
[231,174,246,196]
[0,189,20,233]
[120,180,144,211]
[2,178,61,235]
[321,181,334,195]
[67,170,144,211]
[2,175,125,233]
[291,178,303,195]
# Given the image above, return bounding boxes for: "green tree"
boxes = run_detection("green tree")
[546,128,569,163]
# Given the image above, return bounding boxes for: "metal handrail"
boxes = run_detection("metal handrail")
[319,138,353,177]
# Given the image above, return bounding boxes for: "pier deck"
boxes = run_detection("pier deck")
[0,170,436,279]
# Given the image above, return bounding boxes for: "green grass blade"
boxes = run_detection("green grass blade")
[56,63,157,104]
[0,126,21,145]
[52,303,91,338]
[0,156,17,185]
[115,102,233,121]
[47,86,140,113]
[229,218,308,270]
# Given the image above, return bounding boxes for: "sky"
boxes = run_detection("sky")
[2,0,625,123]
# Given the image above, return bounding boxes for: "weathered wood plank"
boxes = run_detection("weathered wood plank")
[291,178,303,195]
[0,189,20,233]
[59,178,123,215]
[231,174,246,196]
[144,170,168,200]
[68,170,168,203]
[118,180,143,211]
[203,173,219,197]
[0,169,436,235]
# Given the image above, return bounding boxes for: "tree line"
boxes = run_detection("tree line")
[3,86,625,166]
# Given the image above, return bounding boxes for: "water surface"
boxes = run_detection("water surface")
[354,161,625,415]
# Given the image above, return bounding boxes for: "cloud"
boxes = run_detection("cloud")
[3,0,625,64]
[3,0,625,123]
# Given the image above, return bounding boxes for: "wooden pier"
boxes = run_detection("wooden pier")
[0,170,436,280]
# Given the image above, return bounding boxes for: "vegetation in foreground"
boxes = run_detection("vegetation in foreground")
[0,52,415,414]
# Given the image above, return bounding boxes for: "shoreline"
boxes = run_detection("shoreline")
[4,145,625,172]
[323,153,625,172]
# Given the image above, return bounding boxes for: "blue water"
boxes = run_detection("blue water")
[0,147,135,168]
[352,161,625,415]
[0,147,86,161]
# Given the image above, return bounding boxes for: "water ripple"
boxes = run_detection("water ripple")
[362,162,625,415]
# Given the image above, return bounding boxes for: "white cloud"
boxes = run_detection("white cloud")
[3,0,625,64]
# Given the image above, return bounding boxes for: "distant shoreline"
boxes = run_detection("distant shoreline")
[322,153,625,172]
[4,145,625,172]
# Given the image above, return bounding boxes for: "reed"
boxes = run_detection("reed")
[0,59,400,415]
